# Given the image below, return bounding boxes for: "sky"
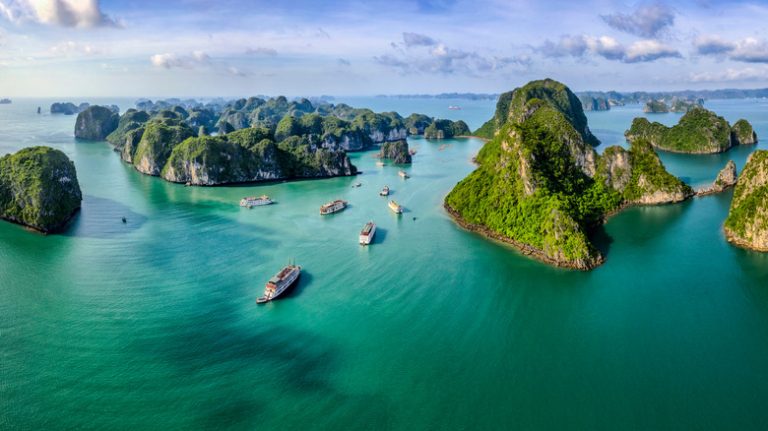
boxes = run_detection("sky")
[1,0,768,97]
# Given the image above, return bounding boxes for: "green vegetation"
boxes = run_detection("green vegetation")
[379,140,411,164]
[423,119,470,139]
[724,150,768,251]
[626,107,748,154]
[0,146,82,232]
[446,79,691,270]
[731,119,758,145]
[74,106,119,140]
[644,100,669,113]
[131,118,196,175]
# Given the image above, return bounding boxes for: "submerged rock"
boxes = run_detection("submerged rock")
[724,151,768,251]
[74,106,120,140]
[0,146,82,232]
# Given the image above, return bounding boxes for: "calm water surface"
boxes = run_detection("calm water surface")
[2,98,768,430]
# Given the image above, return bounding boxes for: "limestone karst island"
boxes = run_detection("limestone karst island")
[3,1,768,430]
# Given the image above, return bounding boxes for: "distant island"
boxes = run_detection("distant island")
[0,147,82,232]
[625,107,757,154]
[724,150,768,251]
[444,79,694,270]
[0,98,11,104]
[74,97,468,186]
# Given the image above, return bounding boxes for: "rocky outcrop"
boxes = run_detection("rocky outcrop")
[132,119,196,176]
[74,106,119,140]
[445,79,692,271]
[161,129,356,185]
[423,119,471,139]
[724,151,768,251]
[713,160,738,192]
[598,140,693,205]
[626,108,753,154]
[731,119,758,146]
[0,147,82,232]
[643,100,669,113]
[51,102,81,115]
[379,140,412,164]
[580,96,610,111]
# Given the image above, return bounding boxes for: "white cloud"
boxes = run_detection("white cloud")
[624,39,681,63]
[601,4,675,38]
[245,46,277,56]
[690,67,768,82]
[0,0,119,28]
[50,40,99,56]
[694,36,768,63]
[150,51,211,69]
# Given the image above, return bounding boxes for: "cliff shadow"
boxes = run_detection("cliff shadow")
[588,223,615,260]
[63,195,147,238]
[280,271,314,300]
[372,227,388,244]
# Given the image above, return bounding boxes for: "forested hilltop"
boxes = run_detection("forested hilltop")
[74,97,469,186]
[445,79,693,270]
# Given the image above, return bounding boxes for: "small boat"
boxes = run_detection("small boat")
[359,221,376,245]
[121,217,127,224]
[352,182,362,188]
[448,105,462,110]
[320,199,347,215]
[409,149,417,155]
[389,200,403,214]
[257,264,301,304]
[185,181,191,187]
[376,161,385,167]
[379,185,390,196]
[240,195,273,208]
[398,170,409,179]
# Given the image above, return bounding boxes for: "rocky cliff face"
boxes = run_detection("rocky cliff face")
[379,140,412,164]
[132,119,196,176]
[643,100,669,113]
[724,151,768,251]
[74,106,119,140]
[0,147,82,232]
[626,108,752,154]
[580,96,610,111]
[713,160,738,192]
[731,119,758,145]
[51,102,84,115]
[445,79,692,270]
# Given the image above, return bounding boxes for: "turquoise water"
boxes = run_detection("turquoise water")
[2,98,768,430]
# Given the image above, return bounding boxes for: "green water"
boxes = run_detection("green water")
[2,98,768,430]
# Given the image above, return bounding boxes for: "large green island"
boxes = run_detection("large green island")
[0,146,82,232]
[445,79,693,270]
[724,150,768,251]
[79,97,467,186]
[626,107,757,154]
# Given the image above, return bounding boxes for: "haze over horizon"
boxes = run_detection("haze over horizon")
[2,0,768,97]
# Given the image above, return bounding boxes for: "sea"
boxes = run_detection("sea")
[2,96,768,430]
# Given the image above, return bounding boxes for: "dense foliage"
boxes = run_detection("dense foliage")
[724,150,768,250]
[626,107,748,154]
[0,146,82,232]
[446,79,691,269]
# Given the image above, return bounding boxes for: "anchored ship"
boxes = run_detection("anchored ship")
[320,199,347,215]
[379,185,390,196]
[240,195,273,208]
[257,263,301,304]
[389,200,403,214]
[359,222,376,245]
[398,170,409,179]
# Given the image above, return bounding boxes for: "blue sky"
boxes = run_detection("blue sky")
[1,0,768,97]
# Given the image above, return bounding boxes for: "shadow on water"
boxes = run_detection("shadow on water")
[63,195,147,238]
[281,271,313,300]
[373,227,388,244]
[589,223,615,260]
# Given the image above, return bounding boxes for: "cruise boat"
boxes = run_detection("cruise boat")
[389,200,403,214]
[320,199,347,215]
[379,185,390,196]
[398,170,409,179]
[240,195,273,208]
[257,264,301,304]
[376,161,385,167]
[359,222,376,245]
